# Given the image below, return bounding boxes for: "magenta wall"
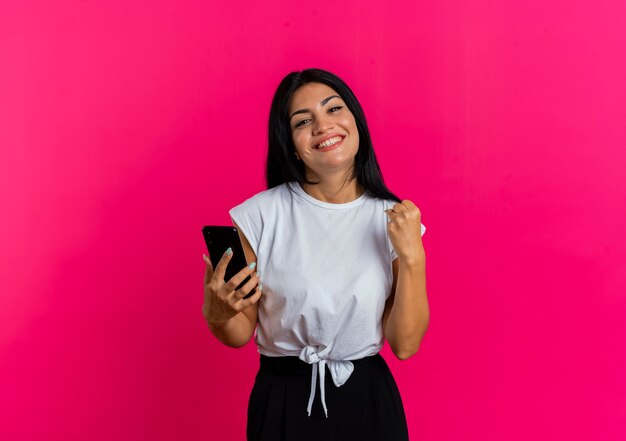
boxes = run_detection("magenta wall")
[1,1,625,440]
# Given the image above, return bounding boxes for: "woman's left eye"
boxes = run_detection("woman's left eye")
[329,106,343,113]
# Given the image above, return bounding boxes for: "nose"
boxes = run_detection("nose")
[312,115,334,135]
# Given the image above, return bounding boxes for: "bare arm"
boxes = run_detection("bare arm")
[381,256,429,360]
[203,219,261,348]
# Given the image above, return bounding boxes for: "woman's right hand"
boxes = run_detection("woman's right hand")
[202,249,262,326]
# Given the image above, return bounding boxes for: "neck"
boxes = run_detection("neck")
[301,171,364,204]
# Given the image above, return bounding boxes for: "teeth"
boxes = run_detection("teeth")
[316,136,342,149]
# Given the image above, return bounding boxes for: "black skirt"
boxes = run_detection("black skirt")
[247,353,409,441]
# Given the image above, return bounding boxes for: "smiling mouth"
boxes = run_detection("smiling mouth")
[314,136,345,150]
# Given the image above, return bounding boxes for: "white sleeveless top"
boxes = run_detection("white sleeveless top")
[228,181,426,417]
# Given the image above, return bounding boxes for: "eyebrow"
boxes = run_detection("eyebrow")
[289,95,341,121]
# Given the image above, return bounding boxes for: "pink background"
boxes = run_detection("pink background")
[1,1,625,440]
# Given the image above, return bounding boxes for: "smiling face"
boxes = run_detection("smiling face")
[288,82,359,180]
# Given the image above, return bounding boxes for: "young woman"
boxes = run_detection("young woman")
[202,68,429,440]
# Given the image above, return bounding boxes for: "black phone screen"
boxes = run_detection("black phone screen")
[202,225,254,298]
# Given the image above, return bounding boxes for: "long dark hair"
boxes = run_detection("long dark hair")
[266,68,402,203]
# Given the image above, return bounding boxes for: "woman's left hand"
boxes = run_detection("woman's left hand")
[385,200,425,264]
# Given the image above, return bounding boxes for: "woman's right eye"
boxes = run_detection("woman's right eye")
[295,119,310,128]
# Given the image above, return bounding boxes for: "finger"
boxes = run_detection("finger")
[224,260,258,293]
[238,284,263,309]
[203,254,213,285]
[385,209,399,222]
[213,248,234,284]
[401,199,417,210]
[233,271,260,300]
[386,202,407,214]
[393,202,409,212]
[402,201,421,219]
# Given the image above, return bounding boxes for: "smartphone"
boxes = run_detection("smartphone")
[202,225,255,298]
